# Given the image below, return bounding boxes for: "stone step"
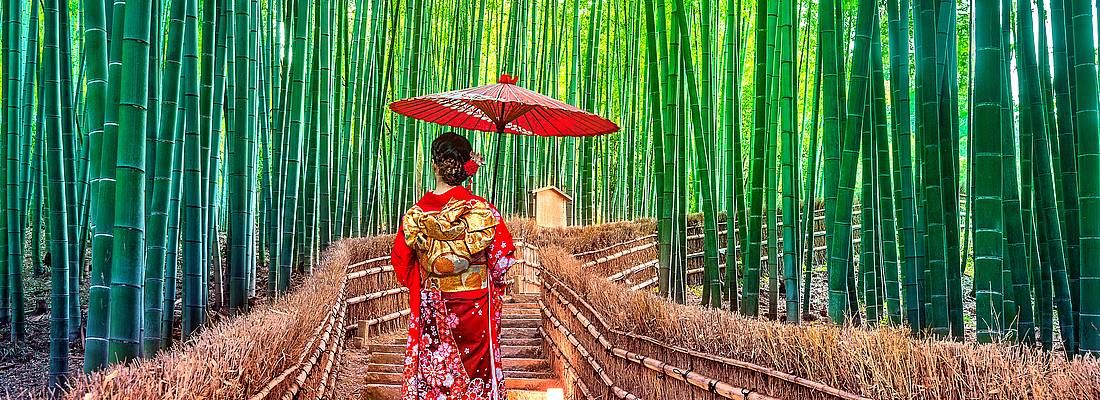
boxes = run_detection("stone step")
[369,344,542,360]
[501,357,550,372]
[502,317,541,329]
[503,327,539,339]
[505,302,540,310]
[510,378,560,391]
[504,307,542,316]
[366,372,557,392]
[507,370,555,380]
[369,352,405,365]
[377,324,544,344]
[363,384,556,400]
[501,337,544,347]
[369,361,553,379]
[369,354,550,373]
[366,371,403,385]
[502,345,543,359]
[363,383,401,399]
[369,362,402,374]
[369,343,405,354]
[509,389,551,400]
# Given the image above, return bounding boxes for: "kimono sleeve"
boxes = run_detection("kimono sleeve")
[391,224,417,288]
[487,207,517,288]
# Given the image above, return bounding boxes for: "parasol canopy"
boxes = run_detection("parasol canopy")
[388,74,620,137]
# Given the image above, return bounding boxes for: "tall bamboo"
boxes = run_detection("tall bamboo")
[182,0,206,336]
[1070,0,1100,355]
[43,0,71,388]
[2,0,26,341]
[106,0,153,363]
[828,0,874,324]
[777,0,799,322]
[144,0,187,354]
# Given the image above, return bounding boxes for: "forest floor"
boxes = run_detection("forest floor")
[0,256,74,400]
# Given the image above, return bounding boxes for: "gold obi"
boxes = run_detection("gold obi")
[425,263,489,292]
[403,198,498,293]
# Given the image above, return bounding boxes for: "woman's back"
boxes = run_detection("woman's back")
[398,187,508,292]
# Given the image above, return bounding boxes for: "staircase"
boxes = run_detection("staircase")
[362,299,559,400]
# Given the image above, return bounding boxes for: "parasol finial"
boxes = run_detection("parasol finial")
[498,74,520,85]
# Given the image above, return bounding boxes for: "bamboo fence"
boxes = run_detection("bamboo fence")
[535,223,1100,399]
[64,236,385,399]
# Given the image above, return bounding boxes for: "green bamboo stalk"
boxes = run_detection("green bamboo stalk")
[317,0,335,250]
[654,0,674,299]
[227,0,253,312]
[643,0,670,305]
[941,3,964,340]
[2,0,26,341]
[860,99,877,324]
[86,0,128,371]
[1069,0,1100,355]
[57,2,81,343]
[182,0,206,337]
[0,0,10,334]
[161,97,186,347]
[1058,0,1083,349]
[763,0,779,320]
[1013,0,1041,345]
[18,1,40,266]
[915,0,950,336]
[886,0,921,332]
[800,60,821,316]
[777,0,799,322]
[828,0,874,325]
[871,25,900,325]
[43,0,71,388]
[723,0,744,311]
[819,0,847,323]
[1033,77,1073,351]
[107,0,152,363]
[277,0,312,294]
[144,0,187,355]
[741,0,768,317]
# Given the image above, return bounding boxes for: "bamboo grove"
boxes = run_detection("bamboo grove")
[638,0,1100,359]
[1,0,1100,392]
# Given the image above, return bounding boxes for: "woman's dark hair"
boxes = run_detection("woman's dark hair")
[431,132,472,186]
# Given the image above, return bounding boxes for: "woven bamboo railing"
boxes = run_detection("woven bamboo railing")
[343,239,410,337]
[539,261,865,400]
[64,236,383,399]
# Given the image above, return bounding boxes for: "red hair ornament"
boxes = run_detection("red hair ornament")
[464,152,484,187]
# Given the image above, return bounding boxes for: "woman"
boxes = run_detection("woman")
[391,133,515,400]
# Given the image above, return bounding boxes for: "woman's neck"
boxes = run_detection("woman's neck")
[432,180,456,195]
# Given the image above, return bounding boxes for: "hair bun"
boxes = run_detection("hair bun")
[431,133,474,186]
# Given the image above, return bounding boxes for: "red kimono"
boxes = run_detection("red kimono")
[392,186,515,400]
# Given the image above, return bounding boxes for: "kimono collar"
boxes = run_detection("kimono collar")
[418,186,476,210]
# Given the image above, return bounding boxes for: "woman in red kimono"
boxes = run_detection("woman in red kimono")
[391,133,515,400]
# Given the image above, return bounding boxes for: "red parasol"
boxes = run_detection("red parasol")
[388,74,620,137]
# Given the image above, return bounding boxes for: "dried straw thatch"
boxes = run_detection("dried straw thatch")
[64,236,391,399]
[537,233,1100,400]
